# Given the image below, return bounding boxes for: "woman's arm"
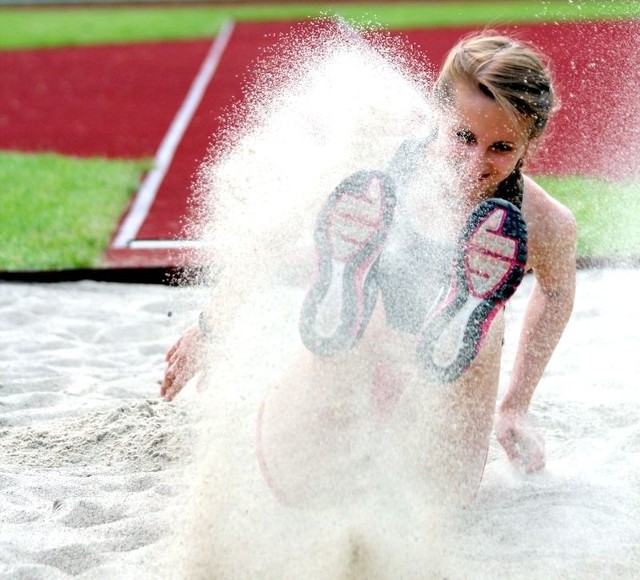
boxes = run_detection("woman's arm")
[495,179,577,471]
[160,270,236,402]
[161,242,315,402]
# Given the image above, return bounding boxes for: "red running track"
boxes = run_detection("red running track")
[1,19,638,267]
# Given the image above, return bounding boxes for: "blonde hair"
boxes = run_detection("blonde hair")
[434,33,555,140]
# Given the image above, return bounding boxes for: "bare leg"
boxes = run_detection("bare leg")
[377,310,504,506]
[256,302,504,507]
[426,311,504,503]
[256,336,378,506]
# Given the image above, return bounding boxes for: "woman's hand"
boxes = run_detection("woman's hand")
[495,408,546,472]
[160,325,208,401]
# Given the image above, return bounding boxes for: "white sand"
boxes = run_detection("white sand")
[0,280,206,579]
[1,269,639,578]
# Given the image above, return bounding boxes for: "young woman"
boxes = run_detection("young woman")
[161,33,577,505]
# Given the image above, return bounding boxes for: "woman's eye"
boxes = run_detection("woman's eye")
[492,142,515,153]
[455,129,475,144]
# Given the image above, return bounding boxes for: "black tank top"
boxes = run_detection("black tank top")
[376,136,524,334]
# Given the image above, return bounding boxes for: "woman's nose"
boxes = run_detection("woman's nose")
[465,149,491,173]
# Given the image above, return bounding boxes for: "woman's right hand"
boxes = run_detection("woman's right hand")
[160,325,208,401]
[495,408,546,473]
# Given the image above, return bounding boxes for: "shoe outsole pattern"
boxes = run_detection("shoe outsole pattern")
[416,198,528,382]
[299,170,396,357]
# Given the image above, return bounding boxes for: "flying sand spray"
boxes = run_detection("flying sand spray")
[152,11,640,578]
[170,19,492,579]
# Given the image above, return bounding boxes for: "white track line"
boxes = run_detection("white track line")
[128,239,207,250]
[112,19,235,249]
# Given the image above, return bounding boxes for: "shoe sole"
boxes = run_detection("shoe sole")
[299,170,396,356]
[416,198,528,382]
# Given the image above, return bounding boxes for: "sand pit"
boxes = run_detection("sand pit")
[0,269,638,578]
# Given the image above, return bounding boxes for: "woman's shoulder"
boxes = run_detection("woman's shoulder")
[522,175,576,236]
[521,175,577,272]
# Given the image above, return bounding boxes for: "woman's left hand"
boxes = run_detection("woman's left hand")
[495,409,546,472]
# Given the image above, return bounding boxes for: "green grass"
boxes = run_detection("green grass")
[0,152,150,271]
[536,175,640,260]
[0,1,638,49]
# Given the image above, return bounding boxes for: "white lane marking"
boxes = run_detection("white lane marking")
[112,19,235,248]
[128,239,208,250]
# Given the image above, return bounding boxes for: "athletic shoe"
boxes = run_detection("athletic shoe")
[416,198,528,382]
[299,170,396,356]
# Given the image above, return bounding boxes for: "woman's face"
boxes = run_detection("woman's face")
[438,81,530,198]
